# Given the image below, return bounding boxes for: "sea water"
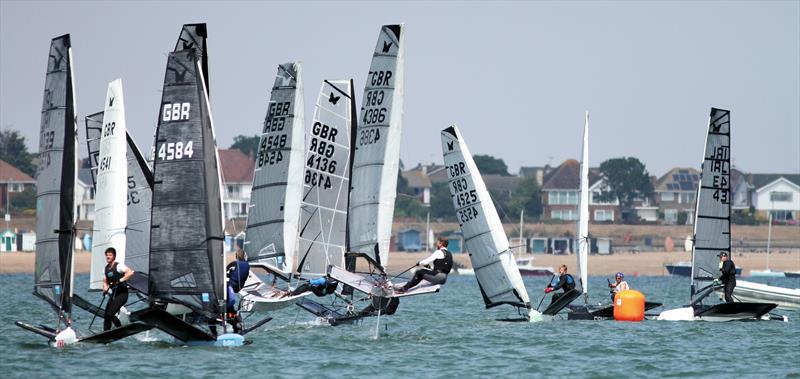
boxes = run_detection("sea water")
[1,273,798,378]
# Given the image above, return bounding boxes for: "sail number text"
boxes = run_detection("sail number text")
[305,121,339,190]
[707,145,730,204]
[127,176,140,205]
[157,141,194,161]
[162,102,191,122]
[457,206,480,224]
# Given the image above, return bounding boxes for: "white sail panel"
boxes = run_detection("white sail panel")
[90,79,129,290]
[297,80,354,277]
[124,134,153,279]
[245,62,305,275]
[691,108,731,288]
[576,112,589,296]
[348,24,405,270]
[441,125,531,309]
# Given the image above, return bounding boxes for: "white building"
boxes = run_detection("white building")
[218,149,254,219]
[751,175,800,223]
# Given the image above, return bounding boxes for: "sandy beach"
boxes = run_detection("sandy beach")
[2,250,798,277]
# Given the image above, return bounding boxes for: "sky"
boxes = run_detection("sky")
[1,0,798,176]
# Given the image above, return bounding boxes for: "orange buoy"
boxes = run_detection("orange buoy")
[613,290,645,321]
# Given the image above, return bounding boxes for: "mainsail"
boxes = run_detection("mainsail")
[148,48,225,317]
[174,23,209,94]
[34,34,77,315]
[297,80,356,277]
[89,79,128,290]
[690,108,731,296]
[85,115,153,289]
[441,126,531,309]
[348,24,405,270]
[244,62,305,276]
[576,112,590,299]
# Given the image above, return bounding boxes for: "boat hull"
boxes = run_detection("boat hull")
[718,280,800,310]
[694,302,777,321]
[519,267,555,276]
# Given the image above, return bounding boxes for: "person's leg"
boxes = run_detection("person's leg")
[421,272,447,286]
[551,292,563,305]
[724,282,734,303]
[401,269,434,291]
[104,291,127,330]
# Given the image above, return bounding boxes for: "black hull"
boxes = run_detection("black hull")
[566,301,662,320]
[542,289,581,316]
[132,307,215,342]
[694,302,777,320]
[79,322,153,344]
[665,264,741,276]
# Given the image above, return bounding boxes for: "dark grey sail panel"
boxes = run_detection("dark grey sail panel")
[348,24,405,270]
[35,34,77,314]
[244,62,304,274]
[125,134,153,276]
[86,113,153,279]
[297,80,355,277]
[149,49,224,317]
[691,108,731,286]
[174,23,209,94]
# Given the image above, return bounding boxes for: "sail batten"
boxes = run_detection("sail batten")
[690,108,732,294]
[244,62,305,275]
[347,24,405,269]
[441,125,531,309]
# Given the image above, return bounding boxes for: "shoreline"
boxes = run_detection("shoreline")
[2,250,798,277]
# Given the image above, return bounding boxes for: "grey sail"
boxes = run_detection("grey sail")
[85,113,153,286]
[35,34,77,315]
[296,80,356,277]
[148,48,225,317]
[691,108,731,293]
[348,24,405,270]
[244,62,305,276]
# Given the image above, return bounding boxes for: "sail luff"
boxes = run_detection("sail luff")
[441,125,531,309]
[244,62,305,275]
[89,79,129,290]
[348,24,405,270]
[577,112,590,296]
[690,108,731,295]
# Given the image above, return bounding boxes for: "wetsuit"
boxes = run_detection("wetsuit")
[719,259,737,303]
[549,273,575,305]
[227,260,251,293]
[289,277,339,297]
[400,248,453,292]
[103,262,129,331]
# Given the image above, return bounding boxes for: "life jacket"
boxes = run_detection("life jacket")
[564,274,575,291]
[433,249,453,274]
[228,260,250,292]
[105,262,127,292]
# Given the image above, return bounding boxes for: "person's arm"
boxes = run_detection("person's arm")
[118,263,134,283]
[103,272,109,294]
[418,250,444,267]
[551,275,567,291]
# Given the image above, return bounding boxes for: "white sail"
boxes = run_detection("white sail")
[441,125,531,309]
[244,62,305,275]
[690,108,731,291]
[297,80,355,277]
[576,112,590,297]
[348,24,405,270]
[89,79,128,290]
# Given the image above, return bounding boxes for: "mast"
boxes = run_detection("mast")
[577,112,590,303]
[347,24,405,271]
[441,125,531,310]
[34,34,78,325]
[244,61,305,277]
[89,79,128,290]
[690,108,731,301]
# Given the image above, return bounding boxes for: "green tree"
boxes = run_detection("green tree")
[507,177,543,220]
[473,154,509,176]
[0,129,36,176]
[429,182,455,220]
[596,157,654,224]
[10,187,36,214]
[230,135,260,158]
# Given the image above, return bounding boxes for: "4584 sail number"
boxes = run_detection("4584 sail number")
[157,141,194,161]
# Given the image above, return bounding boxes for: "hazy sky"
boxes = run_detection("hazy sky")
[2,0,798,176]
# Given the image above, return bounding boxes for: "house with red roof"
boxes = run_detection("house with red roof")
[0,159,36,213]
[218,149,254,218]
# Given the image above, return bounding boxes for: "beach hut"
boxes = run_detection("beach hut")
[21,232,35,251]
[551,238,571,255]
[1,230,17,252]
[397,228,422,251]
[529,237,548,254]
[444,232,464,254]
[594,237,613,255]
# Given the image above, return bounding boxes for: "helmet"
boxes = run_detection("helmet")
[615,272,624,278]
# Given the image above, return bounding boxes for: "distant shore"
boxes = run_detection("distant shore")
[2,250,798,277]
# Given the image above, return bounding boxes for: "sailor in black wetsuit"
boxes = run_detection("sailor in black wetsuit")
[396,238,453,293]
[102,247,134,331]
[224,249,251,334]
[545,264,575,305]
[717,252,737,303]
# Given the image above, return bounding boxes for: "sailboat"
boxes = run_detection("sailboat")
[658,108,778,321]
[441,125,536,321]
[15,34,80,346]
[238,61,313,312]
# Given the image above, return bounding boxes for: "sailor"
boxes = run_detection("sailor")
[102,247,134,331]
[544,264,575,304]
[223,249,250,333]
[608,272,630,302]
[395,238,453,293]
[717,252,737,303]
[288,276,339,297]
